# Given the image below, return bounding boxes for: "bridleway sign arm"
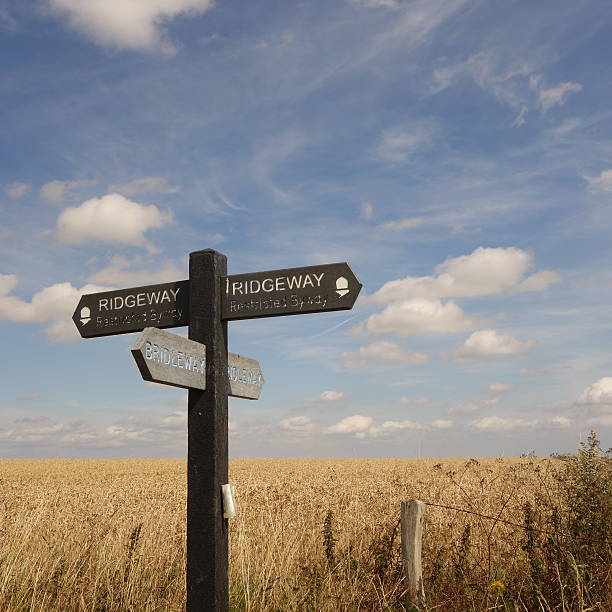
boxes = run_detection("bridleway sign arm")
[130,328,264,399]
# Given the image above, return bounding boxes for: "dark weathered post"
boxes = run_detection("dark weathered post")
[187,249,228,612]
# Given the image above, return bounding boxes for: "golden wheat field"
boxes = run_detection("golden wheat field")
[0,456,597,611]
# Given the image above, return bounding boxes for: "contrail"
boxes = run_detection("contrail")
[312,314,359,337]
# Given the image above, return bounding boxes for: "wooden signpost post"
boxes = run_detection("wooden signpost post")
[72,249,361,612]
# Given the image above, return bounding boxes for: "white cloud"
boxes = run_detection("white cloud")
[431,419,453,429]
[369,419,424,437]
[577,377,612,405]
[531,76,582,113]
[324,414,373,435]
[380,217,425,231]
[549,416,572,427]
[449,396,500,414]
[56,193,171,250]
[488,382,513,392]
[161,411,187,427]
[0,274,111,342]
[0,411,196,451]
[16,394,41,402]
[365,298,475,336]
[87,255,184,286]
[518,367,548,377]
[350,0,399,7]
[472,415,571,431]
[40,179,95,204]
[279,416,315,434]
[48,0,214,54]
[372,120,438,163]
[399,396,431,405]
[516,270,561,292]
[454,329,534,361]
[319,390,345,402]
[586,169,612,193]
[107,177,179,197]
[342,340,429,368]
[369,247,557,302]
[5,183,30,198]
[361,201,374,220]
[587,415,612,427]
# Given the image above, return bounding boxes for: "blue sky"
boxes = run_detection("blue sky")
[1,0,612,458]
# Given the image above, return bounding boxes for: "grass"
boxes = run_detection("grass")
[0,436,609,611]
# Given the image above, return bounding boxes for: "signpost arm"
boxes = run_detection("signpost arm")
[187,249,228,612]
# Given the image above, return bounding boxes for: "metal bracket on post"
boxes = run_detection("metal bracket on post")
[221,484,237,518]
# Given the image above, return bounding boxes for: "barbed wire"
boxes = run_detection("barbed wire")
[407,500,611,546]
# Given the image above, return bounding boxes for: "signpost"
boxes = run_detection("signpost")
[222,262,362,320]
[72,280,189,338]
[72,249,361,612]
[130,327,265,399]
[227,353,264,400]
[131,327,207,390]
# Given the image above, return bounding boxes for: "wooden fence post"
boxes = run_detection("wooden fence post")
[401,499,426,611]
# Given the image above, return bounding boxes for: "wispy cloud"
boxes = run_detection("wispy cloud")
[380,217,425,231]
[372,120,439,163]
[87,255,184,286]
[342,340,429,368]
[5,183,30,198]
[107,176,179,197]
[40,179,96,205]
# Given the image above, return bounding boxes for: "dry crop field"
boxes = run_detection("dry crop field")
[0,452,609,611]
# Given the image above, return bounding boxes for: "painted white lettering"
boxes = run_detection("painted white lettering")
[275,277,285,291]
[99,298,109,311]
[170,288,179,301]
[313,272,324,286]
[148,291,160,305]
[232,281,243,295]
[125,295,135,307]
[262,278,274,292]
[302,275,314,288]
[137,293,145,306]
[287,276,302,290]
[249,280,261,294]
